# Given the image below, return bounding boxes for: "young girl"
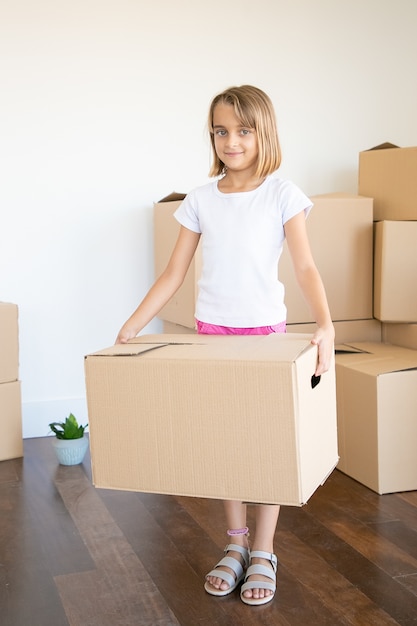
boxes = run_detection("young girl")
[116,85,335,606]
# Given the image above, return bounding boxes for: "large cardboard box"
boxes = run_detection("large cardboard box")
[358,144,417,221]
[0,302,19,384]
[154,193,373,328]
[0,381,23,461]
[373,221,417,322]
[383,323,417,350]
[335,342,417,494]
[85,333,338,506]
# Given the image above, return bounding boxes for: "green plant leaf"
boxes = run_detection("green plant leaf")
[48,414,88,440]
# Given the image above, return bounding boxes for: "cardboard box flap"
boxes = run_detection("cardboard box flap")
[364,142,399,151]
[86,333,317,364]
[156,192,187,203]
[335,344,372,354]
[335,342,417,375]
[88,342,178,358]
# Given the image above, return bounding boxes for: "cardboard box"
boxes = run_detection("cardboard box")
[287,319,382,344]
[85,333,338,506]
[154,193,200,329]
[163,319,382,344]
[163,321,197,334]
[0,381,23,460]
[0,302,19,384]
[358,144,417,221]
[383,323,417,350]
[335,342,417,494]
[280,193,373,323]
[154,193,373,328]
[373,221,417,322]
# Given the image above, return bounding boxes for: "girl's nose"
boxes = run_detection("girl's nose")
[227,133,238,147]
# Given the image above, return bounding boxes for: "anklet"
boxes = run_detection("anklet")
[227,527,249,536]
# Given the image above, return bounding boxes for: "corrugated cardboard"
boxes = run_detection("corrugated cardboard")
[358,144,417,221]
[85,333,338,506]
[373,221,417,322]
[154,192,373,328]
[0,381,23,460]
[383,323,417,350]
[280,193,373,323]
[0,302,19,384]
[335,342,417,494]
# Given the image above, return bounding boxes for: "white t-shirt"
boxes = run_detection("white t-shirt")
[174,175,312,327]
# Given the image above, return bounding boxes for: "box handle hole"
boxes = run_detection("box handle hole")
[311,374,321,389]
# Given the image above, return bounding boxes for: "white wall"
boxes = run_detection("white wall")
[1,0,417,438]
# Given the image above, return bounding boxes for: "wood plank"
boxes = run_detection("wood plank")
[276,527,399,625]
[305,495,417,577]
[53,466,180,626]
[280,505,417,625]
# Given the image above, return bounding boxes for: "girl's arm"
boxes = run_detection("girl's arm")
[116,226,201,343]
[284,211,335,376]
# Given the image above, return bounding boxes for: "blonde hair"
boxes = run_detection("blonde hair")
[208,85,282,178]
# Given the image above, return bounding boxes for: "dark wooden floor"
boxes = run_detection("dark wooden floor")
[1,438,417,626]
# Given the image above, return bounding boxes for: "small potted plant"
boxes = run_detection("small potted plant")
[49,413,89,465]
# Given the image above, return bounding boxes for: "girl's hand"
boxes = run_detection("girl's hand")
[115,325,138,344]
[310,326,335,376]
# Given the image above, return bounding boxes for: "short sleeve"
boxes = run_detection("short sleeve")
[174,190,201,234]
[279,180,313,224]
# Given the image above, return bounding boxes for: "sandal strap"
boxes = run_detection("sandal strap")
[249,550,278,572]
[205,565,237,589]
[245,563,276,583]
[217,555,244,577]
[225,544,250,567]
[241,579,276,593]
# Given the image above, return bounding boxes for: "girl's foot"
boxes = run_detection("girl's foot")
[204,543,249,596]
[240,551,277,606]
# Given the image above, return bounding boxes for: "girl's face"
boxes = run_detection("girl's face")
[212,103,259,176]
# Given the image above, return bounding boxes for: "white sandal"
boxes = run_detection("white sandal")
[204,544,250,596]
[240,550,278,606]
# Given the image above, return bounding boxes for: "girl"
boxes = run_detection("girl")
[116,85,335,606]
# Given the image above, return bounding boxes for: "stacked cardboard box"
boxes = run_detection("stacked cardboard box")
[333,144,417,494]
[358,145,417,358]
[154,192,380,344]
[0,302,23,460]
[335,342,417,494]
[358,143,417,221]
[359,143,417,325]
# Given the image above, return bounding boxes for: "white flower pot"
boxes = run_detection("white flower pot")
[52,435,89,465]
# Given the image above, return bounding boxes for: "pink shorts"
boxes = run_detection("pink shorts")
[196,320,286,335]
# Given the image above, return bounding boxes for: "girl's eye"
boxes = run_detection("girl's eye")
[240,129,251,135]
[216,129,227,136]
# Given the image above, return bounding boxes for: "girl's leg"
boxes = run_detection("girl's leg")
[241,504,280,601]
[205,500,249,592]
